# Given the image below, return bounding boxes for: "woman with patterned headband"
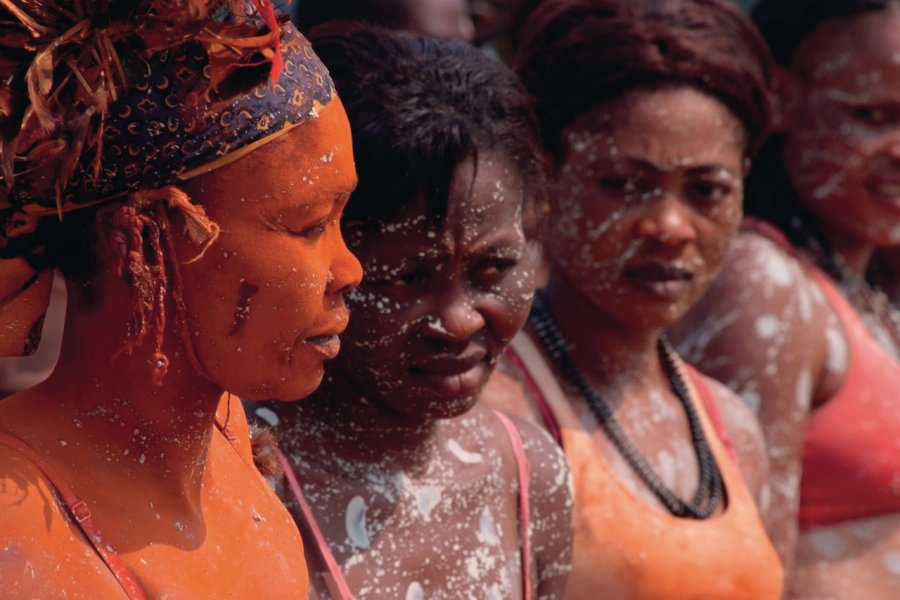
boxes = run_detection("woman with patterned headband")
[0,1,360,596]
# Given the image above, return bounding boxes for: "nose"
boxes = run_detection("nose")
[634,195,697,247]
[326,232,363,296]
[424,289,486,344]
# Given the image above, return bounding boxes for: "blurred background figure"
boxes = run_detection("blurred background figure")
[293,0,475,42]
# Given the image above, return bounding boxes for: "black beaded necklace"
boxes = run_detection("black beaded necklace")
[529,294,724,519]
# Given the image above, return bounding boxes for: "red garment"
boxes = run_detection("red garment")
[742,219,900,530]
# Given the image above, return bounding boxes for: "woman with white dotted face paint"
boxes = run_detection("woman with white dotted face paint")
[671,1,900,598]
[480,0,782,598]
[250,25,572,600]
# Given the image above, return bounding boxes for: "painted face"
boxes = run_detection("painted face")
[334,155,534,421]
[783,9,900,246]
[175,98,363,401]
[548,86,746,332]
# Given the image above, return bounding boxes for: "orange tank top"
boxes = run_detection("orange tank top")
[506,332,784,600]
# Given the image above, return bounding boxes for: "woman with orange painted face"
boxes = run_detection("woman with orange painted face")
[480,1,782,598]
[672,1,900,597]
[0,2,360,596]
[251,24,572,600]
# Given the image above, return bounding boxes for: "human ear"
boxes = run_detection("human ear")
[770,65,803,133]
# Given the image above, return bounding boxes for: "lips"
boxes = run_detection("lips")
[301,310,350,360]
[624,261,695,300]
[409,349,489,398]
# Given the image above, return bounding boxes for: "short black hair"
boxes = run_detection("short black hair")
[308,22,544,229]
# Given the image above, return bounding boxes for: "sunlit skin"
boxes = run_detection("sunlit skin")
[260,155,573,600]
[671,9,900,598]
[0,98,361,597]
[483,85,778,598]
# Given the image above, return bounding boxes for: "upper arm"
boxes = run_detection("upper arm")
[669,232,835,575]
[514,418,573,600]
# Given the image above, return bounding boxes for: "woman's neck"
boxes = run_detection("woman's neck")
[821,223,876,277]
[9,277,223,503]
[541,273,665,397]
[270,373,440,479]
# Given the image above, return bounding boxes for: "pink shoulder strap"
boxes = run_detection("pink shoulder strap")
[274,445,355,600]
[492,409,534,600]
[503,346,563,447]
[0,431,148,600]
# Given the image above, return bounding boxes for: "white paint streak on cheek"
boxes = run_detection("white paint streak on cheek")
[477,507,501,546]
[345,496,371,549]
[754,314,781,339]
[882,551,900,577]
[405,582,425,600]
[812,170,847,200]
[447,439,484,464]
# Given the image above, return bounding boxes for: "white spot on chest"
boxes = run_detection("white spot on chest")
[405,582,425,600]
[400,474,443,522]
[448,439,484,464]
[345,496,371,549]
[477,507,501,546]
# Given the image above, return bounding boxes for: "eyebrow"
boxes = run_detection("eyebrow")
[613,156,740,178]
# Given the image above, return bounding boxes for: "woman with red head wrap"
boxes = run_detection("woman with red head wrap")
[0,1,361,596]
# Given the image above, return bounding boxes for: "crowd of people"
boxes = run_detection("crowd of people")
[1,0,899,598]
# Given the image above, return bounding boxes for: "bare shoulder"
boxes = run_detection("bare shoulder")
[0,447,123,597]
[671,230,834,410]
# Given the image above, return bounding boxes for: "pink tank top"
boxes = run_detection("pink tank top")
[743,221,900,529]
[276,409,534,600]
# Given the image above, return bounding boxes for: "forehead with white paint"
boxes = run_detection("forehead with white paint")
[793,8,900,96]
[562,86,747,171]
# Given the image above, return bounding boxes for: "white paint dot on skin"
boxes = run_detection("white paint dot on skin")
[766,257,795,288]
[754,314,781,339]
[883,551,900,577]
[808,528,848,559]
[447,439,483,464]
[405,582,425,600]
[796,369,813,408]
[345,496,371,549]
[255,407,279,427]
[477,507,501,546]
[825,325,849,374]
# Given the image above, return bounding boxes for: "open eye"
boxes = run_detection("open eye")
[687,180,733,204]
[598,175,637,194]
[852,104,899,127]
[472,257,518,285]
[371,266,431,288]
[286,217,330,240]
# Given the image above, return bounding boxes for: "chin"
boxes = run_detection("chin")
[238,368,325,402]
